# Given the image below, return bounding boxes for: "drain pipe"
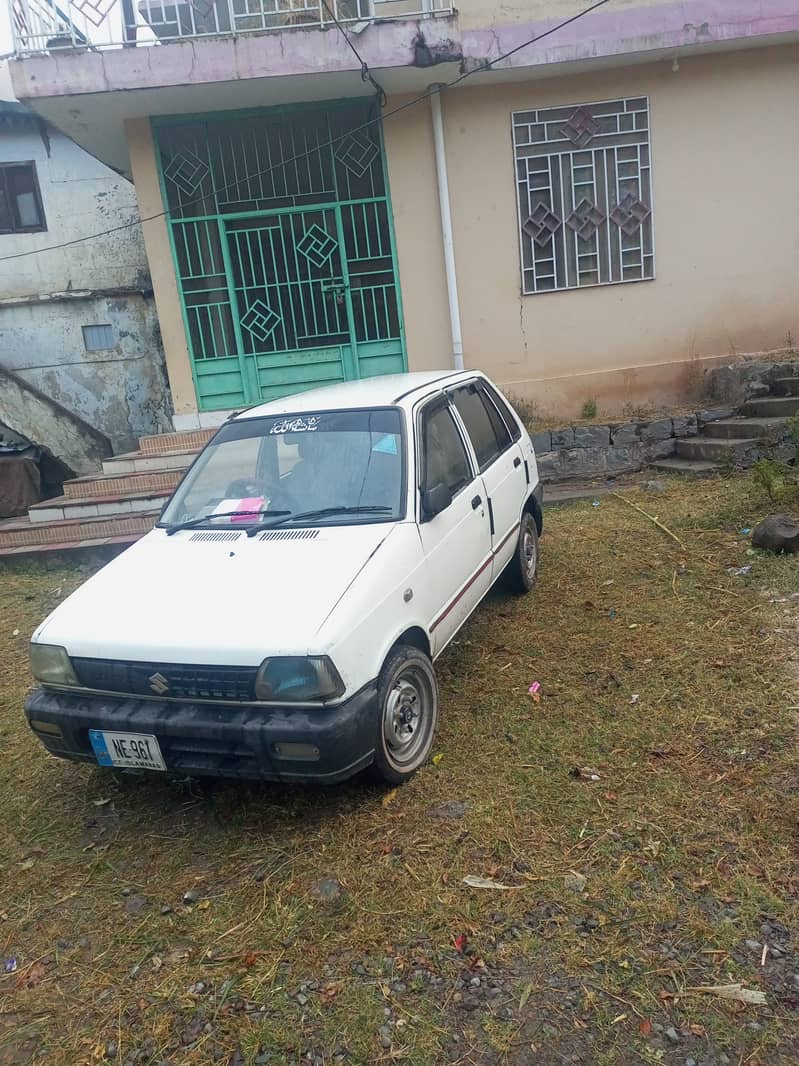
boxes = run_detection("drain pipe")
[430,84,464,372]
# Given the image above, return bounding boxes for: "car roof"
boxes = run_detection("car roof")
[231,371,480,420]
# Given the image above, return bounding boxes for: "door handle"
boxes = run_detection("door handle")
[471,494,482,510]
[513,457,521,468]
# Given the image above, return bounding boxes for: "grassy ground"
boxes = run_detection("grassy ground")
[2,474,799,1066]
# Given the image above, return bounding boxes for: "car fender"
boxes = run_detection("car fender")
[317,522,429,692]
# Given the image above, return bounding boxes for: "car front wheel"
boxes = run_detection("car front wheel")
[371,645,439,785]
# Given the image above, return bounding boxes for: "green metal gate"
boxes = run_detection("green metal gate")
[153,101,406,411]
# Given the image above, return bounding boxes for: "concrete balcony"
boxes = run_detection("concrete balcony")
[8,0,460,172]
[8,0,799,176]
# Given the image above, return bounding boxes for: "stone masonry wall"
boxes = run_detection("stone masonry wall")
[532,409,735,482]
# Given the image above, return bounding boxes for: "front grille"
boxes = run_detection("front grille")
[71,658,257,702]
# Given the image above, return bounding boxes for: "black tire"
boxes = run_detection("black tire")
[370,645,439,785]
[504,510,539,594]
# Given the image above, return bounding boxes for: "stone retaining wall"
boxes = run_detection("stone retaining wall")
[532,408,734,482]
[704,358,799,405]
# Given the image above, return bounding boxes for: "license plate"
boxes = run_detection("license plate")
[89,729,166,771]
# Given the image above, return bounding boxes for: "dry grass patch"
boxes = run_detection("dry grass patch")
[2,475,799,1065]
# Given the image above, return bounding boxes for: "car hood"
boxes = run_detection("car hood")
[35,524,396,665]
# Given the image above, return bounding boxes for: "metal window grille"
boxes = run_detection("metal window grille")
[512,97,655,295]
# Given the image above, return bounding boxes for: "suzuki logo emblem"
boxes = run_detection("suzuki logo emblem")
[148,672,169,695]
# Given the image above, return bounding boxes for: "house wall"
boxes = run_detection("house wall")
[385,43,799,416]
[0,120,172,450]
[0,123,149,297]
[123,43,799,423]
[1,293,171,453]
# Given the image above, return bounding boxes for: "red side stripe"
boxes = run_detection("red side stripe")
[430,522,520,633]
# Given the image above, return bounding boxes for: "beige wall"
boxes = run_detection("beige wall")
[382,96,453,375]
[385,45,799,417]
[125,45,799,423]
[125,118,197,419]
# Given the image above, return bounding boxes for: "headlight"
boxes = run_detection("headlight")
[254,656,344,702]
[30,644,78,687]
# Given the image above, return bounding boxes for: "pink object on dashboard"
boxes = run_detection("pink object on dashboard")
[231,497,265,521]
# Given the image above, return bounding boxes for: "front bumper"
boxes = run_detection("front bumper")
[24,684,378,783]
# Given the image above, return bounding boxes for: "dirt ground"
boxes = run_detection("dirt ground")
[2,474,799,1065]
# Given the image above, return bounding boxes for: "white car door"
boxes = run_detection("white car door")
[415,396,493,656]
[449,380,527,578]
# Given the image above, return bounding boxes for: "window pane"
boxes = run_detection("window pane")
[480,381,521,442]
[452,385,502,469]
[0,176,12,232]
[422,406,471,496]
[82,324,116,351]
[7,166,42,228]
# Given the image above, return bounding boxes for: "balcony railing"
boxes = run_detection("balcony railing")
[10,0,453,54]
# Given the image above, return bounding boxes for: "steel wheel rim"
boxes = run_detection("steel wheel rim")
[383,664,434,769]
[522,521,537,579]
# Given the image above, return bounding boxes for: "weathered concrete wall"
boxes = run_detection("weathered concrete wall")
[0,291,172,454]
[0,366,111,477]
[0,116,172,455]
[0,122,149,299]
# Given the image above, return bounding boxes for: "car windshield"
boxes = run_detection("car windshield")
[159,407,405,529]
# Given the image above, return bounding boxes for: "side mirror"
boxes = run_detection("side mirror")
[421,482,453,520]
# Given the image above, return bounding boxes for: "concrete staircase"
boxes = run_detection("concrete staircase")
[652,374,799,478]
[0,428,215,559]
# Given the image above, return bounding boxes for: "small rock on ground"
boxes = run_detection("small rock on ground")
[752,514,799,554]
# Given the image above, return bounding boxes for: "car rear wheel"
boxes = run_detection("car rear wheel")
[371,646,438,785]
[504,510,539,594]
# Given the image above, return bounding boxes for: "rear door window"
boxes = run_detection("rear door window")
[480,381,522,442]
[451,383,505,470]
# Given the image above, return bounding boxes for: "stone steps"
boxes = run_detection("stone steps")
[28,487,172,524]
[703,417,788,440]
[651,457,721,478]
[63,468,184,499]
[0,425,210,559]
[139,427,216,455]
[0,510,158,555]
[675,437,766,462]
[770,377,799,397]
[101,447,200,477]
[741,396,799,418]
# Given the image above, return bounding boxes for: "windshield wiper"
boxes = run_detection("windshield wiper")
[246,505,392,536]
[163,509,291,535]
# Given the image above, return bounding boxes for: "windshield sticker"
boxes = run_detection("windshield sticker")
[271,415,319,435]
[372,434,398,455]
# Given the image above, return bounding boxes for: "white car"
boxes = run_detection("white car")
[26,371,542,785]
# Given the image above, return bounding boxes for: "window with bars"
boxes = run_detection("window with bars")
[0,162,46,234]
[512,97,654,295]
